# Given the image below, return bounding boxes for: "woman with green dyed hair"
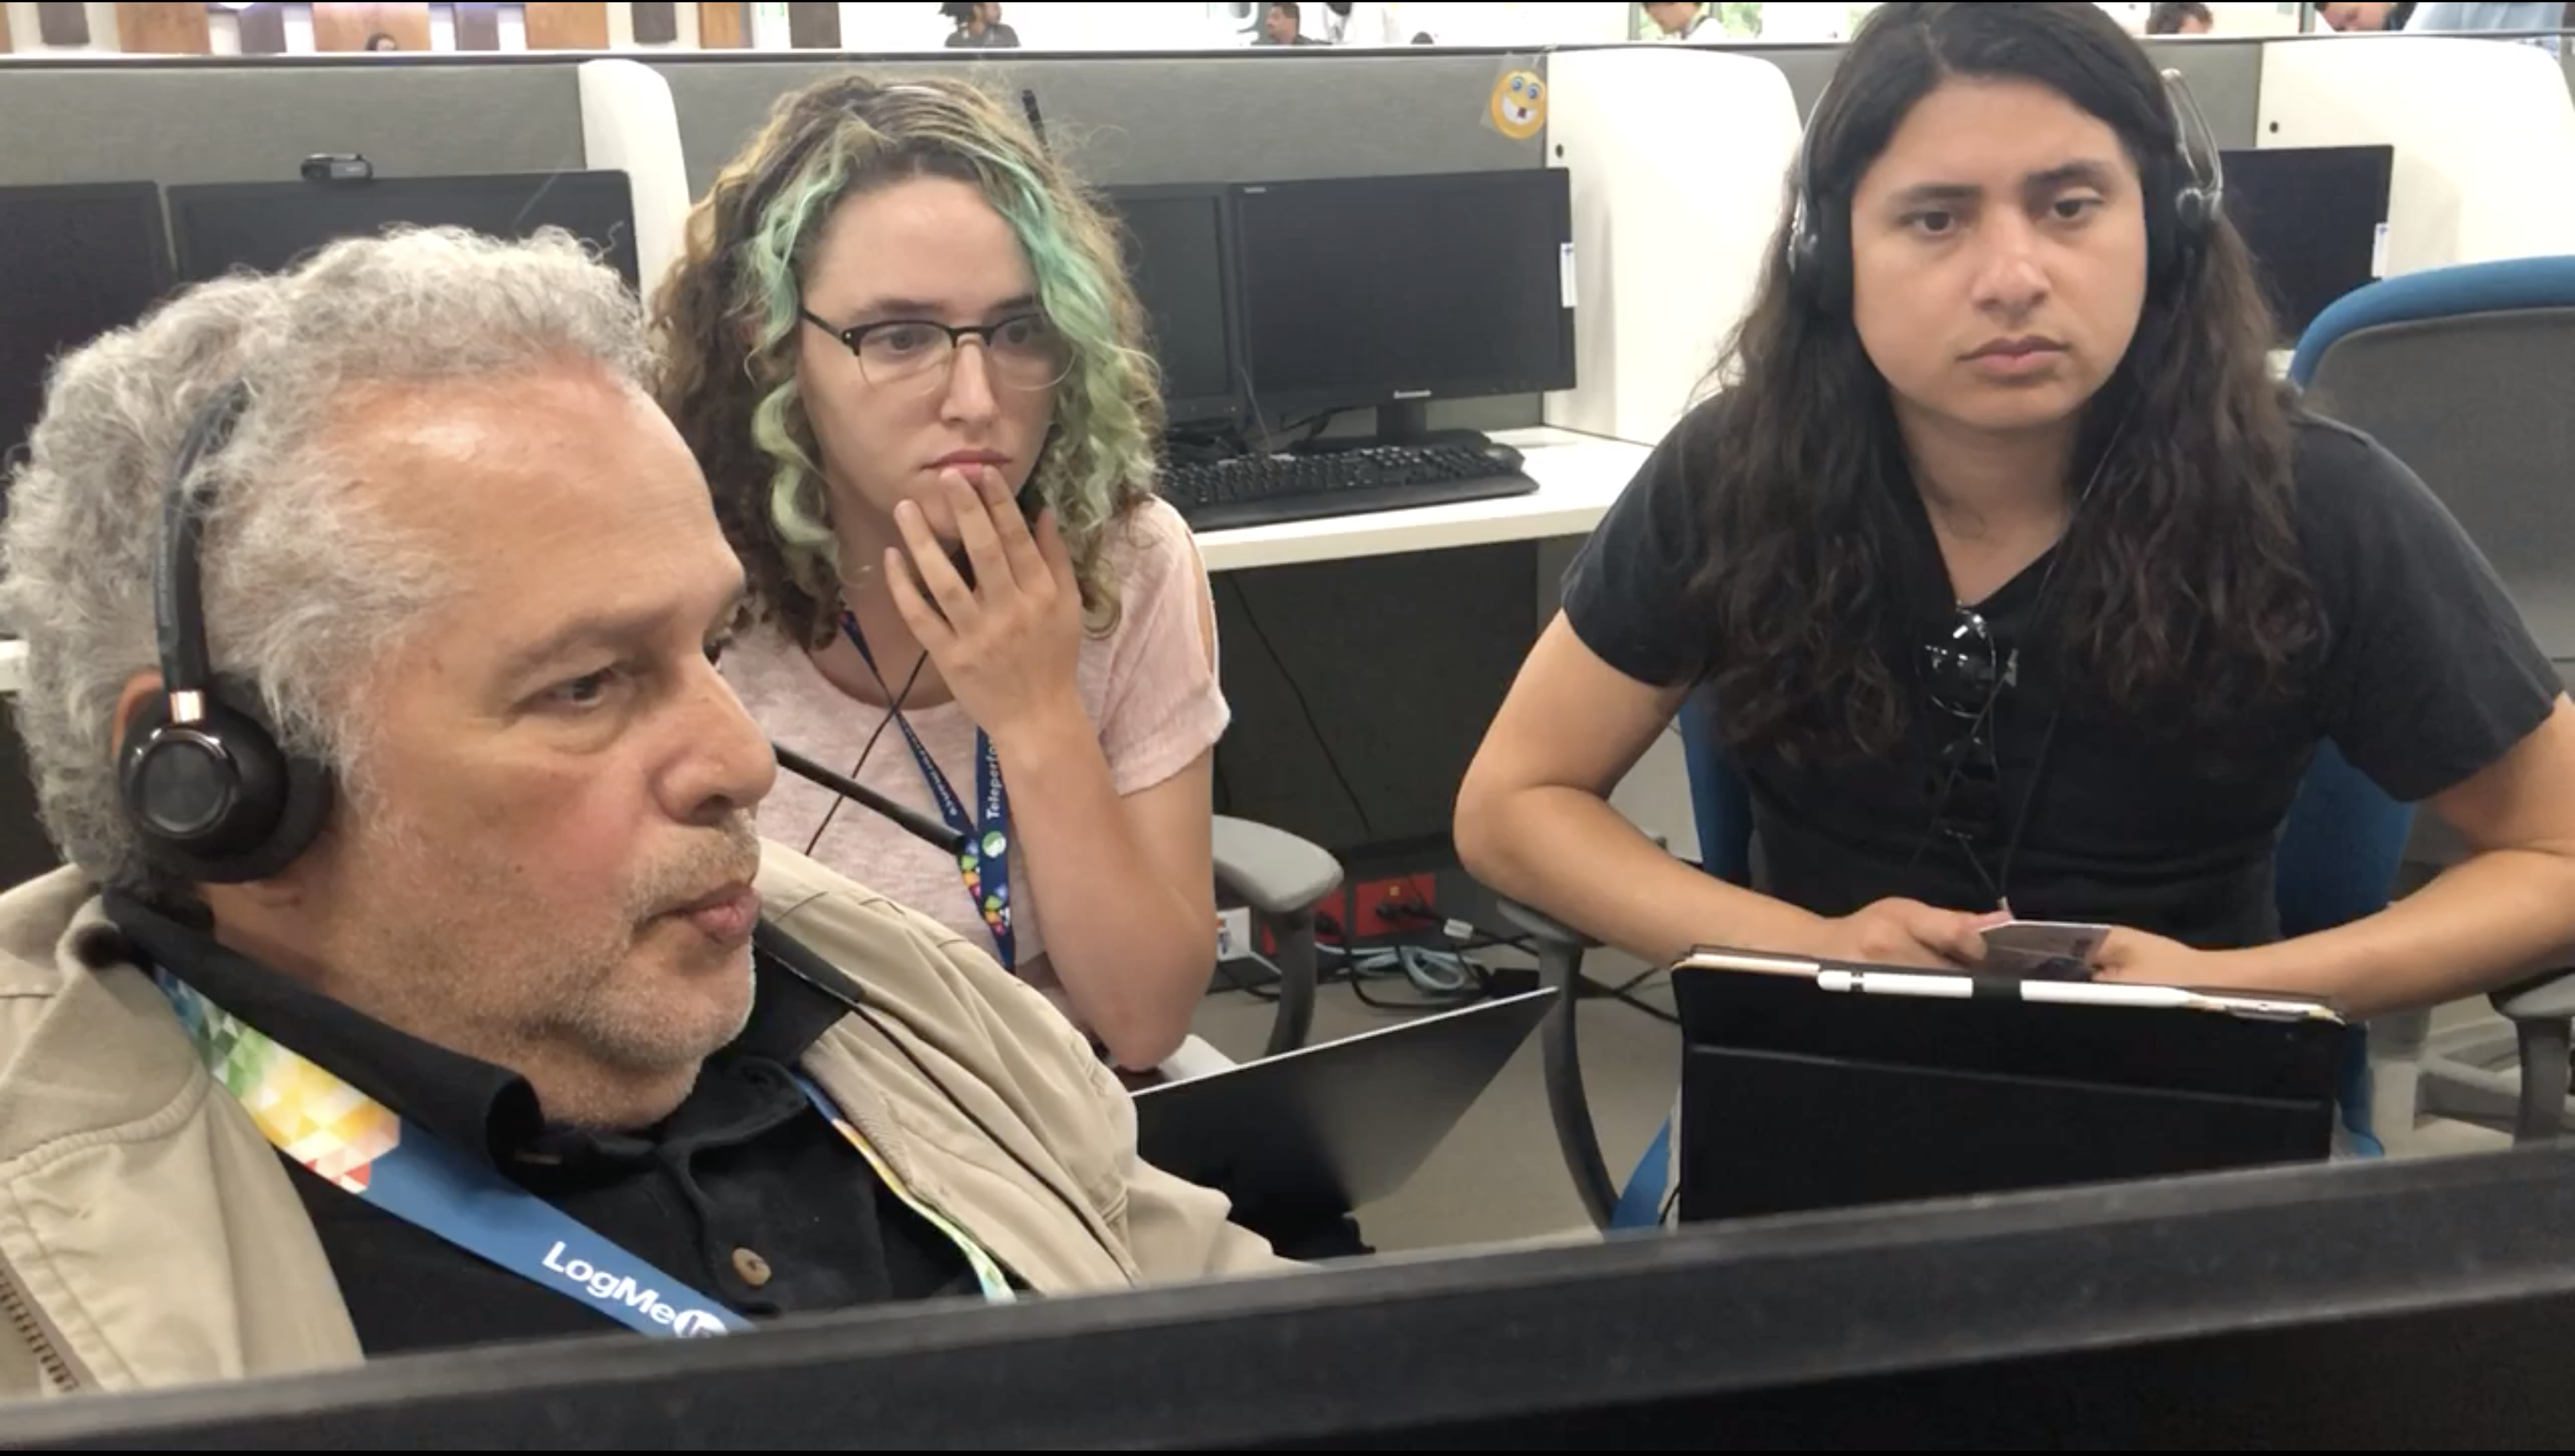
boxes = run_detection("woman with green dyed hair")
[654,74,1228,1072]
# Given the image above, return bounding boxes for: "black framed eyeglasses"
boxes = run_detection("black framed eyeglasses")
[797,309,1071,395]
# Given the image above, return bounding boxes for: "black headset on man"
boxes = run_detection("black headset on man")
[120,380,336,884]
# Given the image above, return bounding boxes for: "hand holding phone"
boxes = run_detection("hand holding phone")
[1980,920,2111,980]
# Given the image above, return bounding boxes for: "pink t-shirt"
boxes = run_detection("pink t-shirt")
[726,498,1228,1017]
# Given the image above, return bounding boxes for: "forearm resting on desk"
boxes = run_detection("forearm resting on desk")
[2200,700,2575,1017]
[2213,847,2575,1018]
[1456,784,1822,965]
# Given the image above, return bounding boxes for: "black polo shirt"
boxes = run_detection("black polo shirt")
[107,894,984,1356]
[1563,408,2560,947]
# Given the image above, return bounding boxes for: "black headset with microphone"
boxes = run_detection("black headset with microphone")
[1785,67,2226,315]
[120,382,338,884]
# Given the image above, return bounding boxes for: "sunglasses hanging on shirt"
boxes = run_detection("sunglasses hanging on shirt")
[1908,404,2142,911]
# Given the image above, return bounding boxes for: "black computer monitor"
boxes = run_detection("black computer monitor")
[166,172,641,290]
[1230,168,1575,438]
[11,1145,2575,1448]
[0,182,174,477]
[2219,144,2395,339]
[1099,183,1240,427]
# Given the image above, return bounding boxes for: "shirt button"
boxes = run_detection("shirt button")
[733,1247,773,1288]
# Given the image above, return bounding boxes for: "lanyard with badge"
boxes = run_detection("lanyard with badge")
[839,611,1017,972]
[152,969,1016,1337]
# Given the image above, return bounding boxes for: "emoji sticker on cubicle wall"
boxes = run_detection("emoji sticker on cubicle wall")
[1489,70,1546,141]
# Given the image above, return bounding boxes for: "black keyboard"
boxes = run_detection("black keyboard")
[1163,441,1539,532]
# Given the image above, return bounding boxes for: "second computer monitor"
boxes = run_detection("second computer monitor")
[2219,145,2394,339]
[167,172,641,290]
[1099,183,1240,426]
[1231,169,1575,430]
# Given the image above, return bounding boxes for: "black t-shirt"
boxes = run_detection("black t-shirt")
[108,897,986,1357]
[1563,405,2559,947]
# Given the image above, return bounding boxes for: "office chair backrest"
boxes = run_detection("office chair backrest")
[2291,255,2575,658]
[2273,739,2413,940]
[1676,687,1751,887]
[1675,690,2411,933]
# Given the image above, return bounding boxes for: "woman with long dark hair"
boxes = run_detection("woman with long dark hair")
[1457,1,2575,1015]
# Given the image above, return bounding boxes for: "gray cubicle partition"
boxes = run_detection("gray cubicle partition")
[2142,38,2268,149]
[0,49,1545,198]
[649,51,1547,198]
[0,60,585,188]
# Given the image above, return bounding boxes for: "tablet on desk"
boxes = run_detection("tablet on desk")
[1133,989,1556,1221]
[1666,947,2347,1225]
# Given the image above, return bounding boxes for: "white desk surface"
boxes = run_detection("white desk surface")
[1194,426,1652,575]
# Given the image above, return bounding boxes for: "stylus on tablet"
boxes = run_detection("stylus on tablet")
[1815,968,2337,1022]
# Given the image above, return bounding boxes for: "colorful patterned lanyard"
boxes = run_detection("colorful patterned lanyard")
[154,969,1015,1332]
[839,611,1016,972]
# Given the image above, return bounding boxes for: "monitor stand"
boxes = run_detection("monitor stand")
[1297,399,1491,454]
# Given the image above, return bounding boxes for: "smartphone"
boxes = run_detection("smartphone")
[1980,920,2111,980]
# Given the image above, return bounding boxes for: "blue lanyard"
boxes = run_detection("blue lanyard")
[840,612,1016,972]
[153,972,1015,1339]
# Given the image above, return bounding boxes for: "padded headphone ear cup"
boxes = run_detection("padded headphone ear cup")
[231,697,335,884]
[1809,205,1852,314]
[2140,146,2204,297]
[2149,185,2222,298]
[2174,185,2219,239]
[119,680,334,884]
[1787,202,1852,315]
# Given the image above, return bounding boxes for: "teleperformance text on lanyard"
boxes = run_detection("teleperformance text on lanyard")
[841,611,1018,972]
[152,970,1016,1339]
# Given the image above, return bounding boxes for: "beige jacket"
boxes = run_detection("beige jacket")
[0,845,1284,1401]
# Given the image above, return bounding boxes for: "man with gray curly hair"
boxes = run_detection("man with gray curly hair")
[0,228,1278,1398]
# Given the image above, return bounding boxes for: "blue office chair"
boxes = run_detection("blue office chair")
[2291,254,2575,1143]
[1503,693,2421,1231]
[2293,258,2575,664]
